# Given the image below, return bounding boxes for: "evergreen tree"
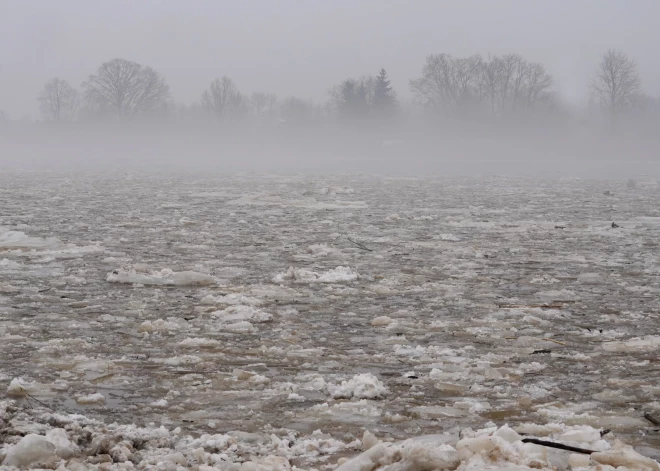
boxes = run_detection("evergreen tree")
[335,78,371,120]
[372,68,397,116]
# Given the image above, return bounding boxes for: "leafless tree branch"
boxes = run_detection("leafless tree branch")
[37,78,79,121]
[82,58,170,119]
[201,76,247,121]
[591,49,641,123]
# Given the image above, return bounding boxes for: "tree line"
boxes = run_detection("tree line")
[29,49,660,131]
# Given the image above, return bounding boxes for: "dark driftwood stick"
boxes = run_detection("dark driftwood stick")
[346,237,373,252]
[531,349,552,355]
[644,413,660,426]
[521,438,595,455]
[24,392,55,412]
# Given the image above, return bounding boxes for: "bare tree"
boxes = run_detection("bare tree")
[78,93,114,122]
[453,55,484,107]
[480,54,552,116]
[409,53,483,115]
[201,76,246,120]
[592,50,641,123]
[250,92,278,119]
[37,78,79,121]
[280,97,318,124]
[523,62,553,109]
[412,52,552,120]
[479,56,505,116]
[82,58,170,119]
[410,54,450,111]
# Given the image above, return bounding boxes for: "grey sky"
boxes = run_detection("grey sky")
[1,0,658,118]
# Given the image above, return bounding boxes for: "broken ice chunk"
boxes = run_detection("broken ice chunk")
[328,373,388,400]
[76,392,106,405]
[107,266,217,286]
[371,316,393,326]
[2,434,56,467]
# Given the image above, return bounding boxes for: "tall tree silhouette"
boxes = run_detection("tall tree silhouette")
[372,68,397,116]
[37,78,79,121]
[332,78,372,121]
[83,58,169,119]
[592,49,641,128]
[201,76,247,121]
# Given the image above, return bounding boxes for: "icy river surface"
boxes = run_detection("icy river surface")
[1,172,660,470]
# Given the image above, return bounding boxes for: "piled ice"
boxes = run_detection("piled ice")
[304,244,342,257]
[317,186,355,195]
[6,377,36,397]
[0,258,21,267]
[1,399,657,471]
[371,316,394,326]
[328,373,388,399]
[0,229,66,251]
[179,337,222,347]
[602,336,660,353]
[228,192,367,209]
[196,304,274,333]
[211,305,273,323]
[273,266,359,283]
[337,424,660,471]
[138,318,189,333]
[76,392,106,405]
[0,399,350,470]
[201,293,264,306]
[0,227,102,257]
[2,434,58,468]
[107,266,217,286]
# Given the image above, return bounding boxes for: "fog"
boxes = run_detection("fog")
[1,0,660,175]
[5,4,660,470]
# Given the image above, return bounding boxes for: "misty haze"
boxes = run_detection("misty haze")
[1,1,660,470]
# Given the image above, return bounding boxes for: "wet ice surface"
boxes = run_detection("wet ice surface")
[1,172,660,469]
